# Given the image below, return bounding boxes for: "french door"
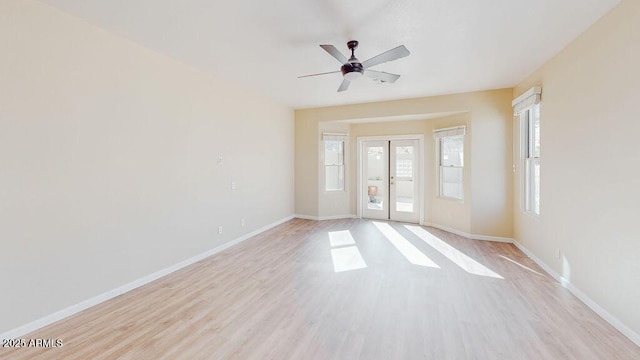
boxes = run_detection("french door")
[361,138,421,223]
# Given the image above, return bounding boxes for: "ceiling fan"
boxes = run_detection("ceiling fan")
[299,40,410,92]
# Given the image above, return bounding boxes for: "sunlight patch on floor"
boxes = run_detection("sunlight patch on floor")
[372,222,440,268]
[328,230,367,273]
[405,225,503,279]
[329,230,356,247]
[330,246,367,272]
[498,255,546,277]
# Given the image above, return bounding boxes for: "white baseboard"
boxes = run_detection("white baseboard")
[423,222,514,243]
[294,214,319,220]
[0,215,295,340]
[294,214,357,221]
[513,241,640,347]
[511,241,565,284]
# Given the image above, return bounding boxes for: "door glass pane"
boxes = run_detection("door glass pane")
[367,146,385,210]
[395,146,414,212]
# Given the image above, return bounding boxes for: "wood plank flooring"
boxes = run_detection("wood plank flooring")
[1,218,639,359]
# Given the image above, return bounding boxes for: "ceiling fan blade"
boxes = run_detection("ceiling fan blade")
[298,70,341,78]
[320,44,348,64]
[364,69,401,83]
[362,45,410,69]
[337,79,350,92]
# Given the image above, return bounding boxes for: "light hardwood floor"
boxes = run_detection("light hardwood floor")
[2,218,639,359]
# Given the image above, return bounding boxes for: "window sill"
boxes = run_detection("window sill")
[438,196,464,204]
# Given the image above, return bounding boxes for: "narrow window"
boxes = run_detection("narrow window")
[434,126,465,201]
[439,135,464,200]
[324,140,345,191]
[524,104,540,214]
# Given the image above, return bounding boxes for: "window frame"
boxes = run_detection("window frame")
[522,104,540,215]
[324,139,345,192]
[438,134,464,201]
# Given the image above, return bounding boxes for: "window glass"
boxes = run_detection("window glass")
[441,135,464,167]
[439,135,464,200]
[324,140,344,191]
[524,105,540,214]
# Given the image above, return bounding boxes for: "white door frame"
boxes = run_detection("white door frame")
[357,134,425,225]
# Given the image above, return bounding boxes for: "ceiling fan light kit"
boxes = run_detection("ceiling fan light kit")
[299,40,410,92]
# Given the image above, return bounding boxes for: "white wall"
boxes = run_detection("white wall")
[513,0,640,342]
[0,0,294,334]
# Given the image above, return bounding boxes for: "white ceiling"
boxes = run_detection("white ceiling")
[40,0,620,109]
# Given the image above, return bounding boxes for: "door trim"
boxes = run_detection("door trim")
[357,134,425,225]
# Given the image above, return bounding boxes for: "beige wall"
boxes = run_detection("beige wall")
[294,114,319,217]
[513,0,640,338]
[295,89,513,238]
[0,0,294,334]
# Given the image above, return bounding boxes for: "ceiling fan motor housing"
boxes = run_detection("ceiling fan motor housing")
[341,62,364,80]
[342,40,364,80]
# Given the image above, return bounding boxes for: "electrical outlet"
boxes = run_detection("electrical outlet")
[241,218,245,227]
[218,226,223,235]
[231,181,236,190]
[217,156,223,165]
